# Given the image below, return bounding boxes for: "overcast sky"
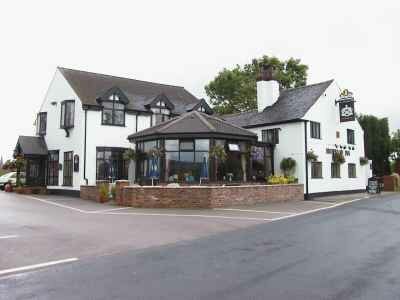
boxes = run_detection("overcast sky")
[0,0,399,161]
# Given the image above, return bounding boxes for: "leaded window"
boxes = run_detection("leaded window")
[348,163,356,178]
[36,112,47,136]
[63,151,73,186]
[331,163,341,178]
[310,122,321,139]
[347,129,355,145]
[96,147,129,181]
[311,162,322,178]
[102,94,125,126]
[47,150,59,186]
[60,100,75,129]
[262,129,279,144]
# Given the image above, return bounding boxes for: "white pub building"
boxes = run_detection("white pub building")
[15,66,372,198]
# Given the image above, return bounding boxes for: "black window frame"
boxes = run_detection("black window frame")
[262,128,280,144]
[36,112,47,136]
[101,94,126,127]
[310,121,321,139]
[96,147,129,181]
[60,100,75,129]
[151,104,171,126]
[63,151,73,186]
[47,150,59,186]
[311,161,323,179]
[347,129,355,145]
[331,163,341,178]
[348,163,357,178]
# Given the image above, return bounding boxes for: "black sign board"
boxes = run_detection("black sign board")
[339,100,355,122]
[74,155,79,172]
[367,177,381,194]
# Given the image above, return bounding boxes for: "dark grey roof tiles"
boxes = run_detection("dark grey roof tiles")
[58,67,200,114]
[223,80,334,127]
[16,136,48,156]
[128,111,257,141]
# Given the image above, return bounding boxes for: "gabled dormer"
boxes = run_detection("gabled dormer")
[186,99,213,115]
[96,86,129,126]
[145,93,175,125]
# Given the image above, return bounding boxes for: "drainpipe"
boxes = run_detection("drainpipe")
[83,108,88,185]
[304,120,309,199]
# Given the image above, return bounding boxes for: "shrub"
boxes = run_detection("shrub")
[306,150,318,162]
[111,184,116,199]
[280,157,296,176]
[99,184,109,201]
[332,151,346,164]
[360,157,369,166]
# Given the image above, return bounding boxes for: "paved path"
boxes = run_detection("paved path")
[1,192,399,299]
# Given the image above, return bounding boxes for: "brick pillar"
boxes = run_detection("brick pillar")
[115,180,130,205]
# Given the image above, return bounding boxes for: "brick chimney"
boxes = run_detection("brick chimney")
[256,65,280,112]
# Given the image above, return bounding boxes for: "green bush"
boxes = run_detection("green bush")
[99,184,109,200]
[280,157,296,176]
[266,175,298,185]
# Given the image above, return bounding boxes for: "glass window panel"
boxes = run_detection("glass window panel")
[180,140,194,151]
[103,101,114,108]
[102,109,113,124]
[165,140,179,151]
[180,152,194,162]
[114,110,125,125]
[144,140,157,152]
[195,152,209,163]
[114,103,124,110]
[195,139,209,151]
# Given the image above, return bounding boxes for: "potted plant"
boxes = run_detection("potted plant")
[280,157,296,176]
[306,150,318,162]
[123,148,139,184]
[98,183,109,203]
[332,151,346,164]
[210,144,227,182]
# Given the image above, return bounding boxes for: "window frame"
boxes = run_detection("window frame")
[36,112,47,136]
[63,151,73,186]
[60,100,75,129]
[151,105,171,126]
[47,150,59,186]
[347,129,355,145]
[310,121,321,139]
[348,163,357,178]
[331,163,341,178]
[262,128,280,144]
[96,147,129,181]
[101,97,126,127]
[311,161,323,179]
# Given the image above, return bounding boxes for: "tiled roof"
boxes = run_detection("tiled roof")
[15,136,48,156]
[222,80,334,127]
[58,67,200,114]
[128,111,257,141]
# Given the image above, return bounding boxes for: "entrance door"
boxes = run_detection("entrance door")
[26,158,46,186]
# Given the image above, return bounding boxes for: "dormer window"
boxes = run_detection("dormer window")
[96,87,129,127]
[151,101,170,125]
[102,94,125,126]
[198,106,206,113]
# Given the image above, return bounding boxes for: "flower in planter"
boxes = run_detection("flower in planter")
[332,151,346,164]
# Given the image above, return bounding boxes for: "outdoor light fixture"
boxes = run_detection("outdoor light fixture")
[51,101,57,106]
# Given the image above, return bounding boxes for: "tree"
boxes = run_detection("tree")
[358,115,391,176]
[205,55,308,114]
[391,129,400,161]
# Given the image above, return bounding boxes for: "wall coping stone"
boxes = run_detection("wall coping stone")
[124,184,302,189]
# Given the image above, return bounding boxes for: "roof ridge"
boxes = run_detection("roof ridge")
[194,111,216,132]
[57,66,185,89]
[158,112,194,132]
[282,79,334,93]
[205,112,256,134]
[222,109,258,118]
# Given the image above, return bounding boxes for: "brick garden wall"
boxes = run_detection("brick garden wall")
[80,180,110,203]
[118,184,304,209]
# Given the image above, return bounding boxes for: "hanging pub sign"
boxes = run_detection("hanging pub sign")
[73,154,79,172]
[337,89,356,123]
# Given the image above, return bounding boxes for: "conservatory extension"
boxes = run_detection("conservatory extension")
[127,111,274,185]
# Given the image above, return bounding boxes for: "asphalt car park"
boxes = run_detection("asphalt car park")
[0,190,374,276]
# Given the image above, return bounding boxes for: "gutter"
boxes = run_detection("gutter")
[304,120,309,199]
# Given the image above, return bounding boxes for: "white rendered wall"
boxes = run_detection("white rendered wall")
[304,83,369,194]
[249,122,306,184]
[38,69,84,190]
[85,111,151,185]
[256,80,280,112]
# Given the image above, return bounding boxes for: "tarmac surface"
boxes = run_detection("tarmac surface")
[0,191,398,299]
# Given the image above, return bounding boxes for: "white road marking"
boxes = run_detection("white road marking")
[24,196,88,213]
[0,235,19,240]
[306,200,337,205]
[0,258,78,277]
[89,207,132,214]
[22,194,372,223]
[213,208,295,214]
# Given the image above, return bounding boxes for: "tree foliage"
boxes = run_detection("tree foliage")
[358,114,391,176]
[205,56,308,114]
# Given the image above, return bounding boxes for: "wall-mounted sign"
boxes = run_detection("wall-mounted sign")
[74,155,79,172]
[337,89,356,122]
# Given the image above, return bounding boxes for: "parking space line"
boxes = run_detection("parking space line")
[0,235,19,240]
[213,208,296,214]
[24,196,88,213]
[89,207,132,214]
[307,200,337,205]
[0,258,79,277]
